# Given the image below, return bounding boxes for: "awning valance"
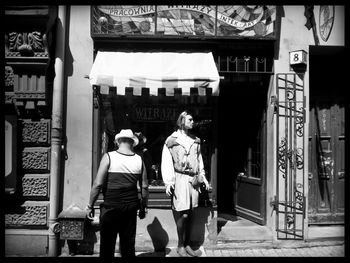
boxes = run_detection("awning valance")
[89,51,220,96]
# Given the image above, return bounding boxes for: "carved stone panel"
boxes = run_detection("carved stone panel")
[13,75,47,100]
[5,66,15,87]
[22,119,51,145]
[5,201,49,227]
[5,31,48,57]
[60,220,85,240]
[5,92,15,105]
[22,147,51,171]
[22,174,50,198]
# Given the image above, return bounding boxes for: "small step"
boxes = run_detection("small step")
[217,215,273,242]
[218,225,273,241]
[307,225,344,241]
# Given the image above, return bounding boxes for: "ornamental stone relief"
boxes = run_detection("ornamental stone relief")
[22,147,50,171]
[5,66,15,87]
[5,93,15,104]
[6,31,48,57]
[5,201,49,227]
[15,92,46,99]
[22,174,49,198]
[60,221,85,240]
[22,119,51,144]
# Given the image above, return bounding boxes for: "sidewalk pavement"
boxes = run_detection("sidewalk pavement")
[141,242,345,257]
[60,240,345,257]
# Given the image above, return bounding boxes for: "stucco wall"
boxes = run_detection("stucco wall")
[276,5,344,73]
[63,6,94,209]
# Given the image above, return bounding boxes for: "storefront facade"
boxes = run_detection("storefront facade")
[4,5,345,256]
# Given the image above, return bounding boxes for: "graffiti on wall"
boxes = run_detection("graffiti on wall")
[91,5,276,38]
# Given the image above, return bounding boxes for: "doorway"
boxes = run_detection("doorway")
[217,74,268,225]
[308,46,345,224]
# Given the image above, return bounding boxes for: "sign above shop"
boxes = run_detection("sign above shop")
[91,5,277,38]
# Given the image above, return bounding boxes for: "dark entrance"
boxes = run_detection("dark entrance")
[308,46,345,224]
[218,74,269,225]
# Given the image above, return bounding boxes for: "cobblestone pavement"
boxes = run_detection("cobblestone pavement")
[134,244,345,257]
[198,245,344,257]
[59,241,345,257]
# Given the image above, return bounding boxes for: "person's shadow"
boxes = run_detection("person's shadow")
[190,206,211,250]
[137,217,170,257]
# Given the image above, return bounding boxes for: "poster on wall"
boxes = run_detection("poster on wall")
[91,5,277,38]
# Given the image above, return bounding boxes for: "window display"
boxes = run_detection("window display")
[98,93,216,188]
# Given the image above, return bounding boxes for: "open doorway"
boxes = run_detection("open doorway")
[217,74,269,226]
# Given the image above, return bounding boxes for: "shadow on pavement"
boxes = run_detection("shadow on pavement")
[146,217,169,252]
[137,248,171,257]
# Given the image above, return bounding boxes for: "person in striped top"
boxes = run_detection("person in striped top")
[86,129,148,258]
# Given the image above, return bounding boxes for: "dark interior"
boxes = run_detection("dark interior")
[217,75,269,215]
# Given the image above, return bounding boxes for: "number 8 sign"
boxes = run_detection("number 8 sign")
[289,50,307,66]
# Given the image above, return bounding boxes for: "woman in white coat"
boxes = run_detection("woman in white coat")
[161,111,209,257]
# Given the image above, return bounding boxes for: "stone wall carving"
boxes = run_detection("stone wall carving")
[5,92,15,104]
[5,66,14,87]
[15,92,46,99]
[6,31,48,57]
[60,221,85,240]
[22,174,49,198]
[5,201,49,227]
[22,147,50,171]
[22,119,51,144]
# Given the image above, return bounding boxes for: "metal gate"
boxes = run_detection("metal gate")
[274,73,306,239]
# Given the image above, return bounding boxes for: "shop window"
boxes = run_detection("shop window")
[96,89,217,191]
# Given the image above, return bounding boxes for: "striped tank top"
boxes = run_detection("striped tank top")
[103,151,142,207]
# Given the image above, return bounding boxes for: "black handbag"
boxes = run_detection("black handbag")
[191,174,204,188]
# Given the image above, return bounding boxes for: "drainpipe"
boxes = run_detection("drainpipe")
[48,5,67,257]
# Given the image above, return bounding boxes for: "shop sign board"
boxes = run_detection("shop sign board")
[91,5,277,38]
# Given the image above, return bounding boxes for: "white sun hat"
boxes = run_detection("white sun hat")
[114,129,139,146]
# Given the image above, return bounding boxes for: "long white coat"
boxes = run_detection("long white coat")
[161,130,206,211]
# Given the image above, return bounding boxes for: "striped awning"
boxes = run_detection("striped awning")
[89,51,220,96]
